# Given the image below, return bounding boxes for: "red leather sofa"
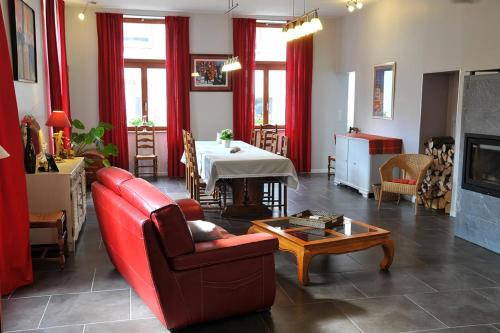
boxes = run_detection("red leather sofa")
[91,167,278,329]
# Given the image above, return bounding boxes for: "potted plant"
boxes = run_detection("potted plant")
[220,129,233,148]
[71,119,118,167]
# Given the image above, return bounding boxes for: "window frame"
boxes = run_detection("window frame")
[123,18,167,131]
[254,23,287,129]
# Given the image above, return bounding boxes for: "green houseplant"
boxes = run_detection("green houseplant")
[129,117,155,127]
[220,129,233,148]
[71,119,118,167]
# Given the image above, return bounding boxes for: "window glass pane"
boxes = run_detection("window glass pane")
[124,23,166,60]
[268,70,286,125]
[147,68,167,126]
[255,27,287,62]
[124,68,142,125]
[254,70,264,125]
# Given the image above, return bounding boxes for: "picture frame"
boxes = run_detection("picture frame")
[372,62,396,120]
[190,54,232,91]
[9,0,37,83]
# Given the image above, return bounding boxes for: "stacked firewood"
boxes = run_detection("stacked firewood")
[418,137,455,214]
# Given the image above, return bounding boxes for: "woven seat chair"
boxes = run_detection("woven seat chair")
[378,154,433,215]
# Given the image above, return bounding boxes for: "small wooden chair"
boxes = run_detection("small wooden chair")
[263,133,279,153]
[29,211,67,269]
[134,125,158,179]
[250,129,259,147]
[327,155,336,180]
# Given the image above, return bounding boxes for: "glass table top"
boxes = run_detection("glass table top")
[262,218,375,241]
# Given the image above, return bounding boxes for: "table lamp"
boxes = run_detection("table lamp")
[0,145,9,159]
[46,110,71,159]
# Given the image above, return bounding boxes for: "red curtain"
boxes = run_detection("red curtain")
[96,13,129,169]
[0,5,33,296]
[232,18,256,143]
[166,16,190,178]
[285,36,313,172]
[46,0,71,147]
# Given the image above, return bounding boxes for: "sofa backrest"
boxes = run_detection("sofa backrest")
[96,167,195,257]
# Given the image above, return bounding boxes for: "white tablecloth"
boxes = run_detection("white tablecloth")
[181,141,299,193]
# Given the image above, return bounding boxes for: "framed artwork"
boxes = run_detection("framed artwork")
[9,0,37,83]
[373,62,396,119]
[190,54,232,91]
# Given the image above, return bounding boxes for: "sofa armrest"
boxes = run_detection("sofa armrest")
[175,198,204,221]
[169,233,278,271]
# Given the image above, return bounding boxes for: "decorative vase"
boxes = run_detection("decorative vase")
[216,132,221,143]
[223,139,231,148]
[24,124,37,174]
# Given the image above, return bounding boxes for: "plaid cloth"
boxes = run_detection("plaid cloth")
[336,133,402,155]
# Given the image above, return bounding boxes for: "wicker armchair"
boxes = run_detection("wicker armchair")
[378,154,433,215]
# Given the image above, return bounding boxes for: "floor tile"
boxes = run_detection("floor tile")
[277,273,365,304]
[407,290,500,326]
[84,319,168,333]
[9,325,85,333]
[475,288,500,306]
[40,290,130,327]
[11,269,94,297]
[333,295,446,333]
[404,264,497,291]
[341,269,436,297]
[414,325,500,333]
[1,296,49,331]
[92,267,129,291]
[261,302,361,333]
[130,290,155,319]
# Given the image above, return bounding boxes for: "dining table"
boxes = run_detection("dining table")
[181,140,299,218]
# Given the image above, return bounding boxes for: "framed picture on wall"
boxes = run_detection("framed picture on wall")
[9,0,37,83]
[190,54,232,91]
[372,62,396,120]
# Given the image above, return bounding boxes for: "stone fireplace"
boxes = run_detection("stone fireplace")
[456,73,500,254]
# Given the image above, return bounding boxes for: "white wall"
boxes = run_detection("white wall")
[65,6,343,172]
[1,0,49,141]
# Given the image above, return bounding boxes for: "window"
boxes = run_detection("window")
[123,19,166,129]
[254,25,287,126]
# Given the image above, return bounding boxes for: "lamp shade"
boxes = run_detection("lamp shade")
[46,110,71,128]
[0,145,9,159]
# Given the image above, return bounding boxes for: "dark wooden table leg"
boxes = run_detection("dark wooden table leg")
[380,239,395,270]
[222,178,273,218]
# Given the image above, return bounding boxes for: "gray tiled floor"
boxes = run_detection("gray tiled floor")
[3,174,500,333]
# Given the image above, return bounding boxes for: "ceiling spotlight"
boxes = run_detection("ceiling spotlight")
[346,0,363,12]
[78,1,96,21]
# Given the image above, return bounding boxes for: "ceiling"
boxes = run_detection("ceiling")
[66,0,377,18]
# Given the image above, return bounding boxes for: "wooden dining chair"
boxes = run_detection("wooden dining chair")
[259,124,278,150]
[134,125,158,179]
[263,134,288,216]
[250,129,259,147]
[263,133,279,153]
[185,130,226,209]
[279,135,289,157]
[182,129,191,190]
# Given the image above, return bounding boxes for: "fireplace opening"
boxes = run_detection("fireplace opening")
[462,133,500,198]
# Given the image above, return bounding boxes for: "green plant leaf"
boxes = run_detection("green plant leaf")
[95,127,105,138]
[72,133,86,144]
[103,144,118,156]
[102,159,111,167]
[72,119,85,130]
[84,128,96,144]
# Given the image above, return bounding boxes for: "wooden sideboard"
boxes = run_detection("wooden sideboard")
[26,157,87,251]
[335,134,401,197]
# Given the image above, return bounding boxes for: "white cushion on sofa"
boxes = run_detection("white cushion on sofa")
[187,220,226,242]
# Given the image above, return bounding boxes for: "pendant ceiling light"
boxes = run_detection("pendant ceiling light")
[282,0,322,42]
[346,0,363,13]
[78,1,97,21]
[221,0,241,72]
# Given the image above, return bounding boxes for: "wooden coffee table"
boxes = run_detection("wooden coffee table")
[248,217,394,285]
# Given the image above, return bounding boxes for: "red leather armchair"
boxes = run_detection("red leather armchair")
[91,167,278,329]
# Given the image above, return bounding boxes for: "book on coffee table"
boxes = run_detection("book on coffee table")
[288,209,344,229]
